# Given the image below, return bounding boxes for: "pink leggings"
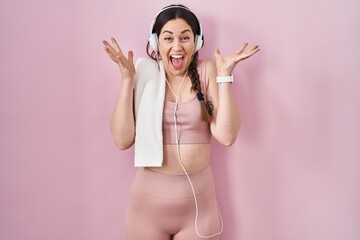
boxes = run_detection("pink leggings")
[125,164,221,240]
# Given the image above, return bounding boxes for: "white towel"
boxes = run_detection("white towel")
[134,58,166,167]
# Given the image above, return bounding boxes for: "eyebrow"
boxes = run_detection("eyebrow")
[161,29,192,35]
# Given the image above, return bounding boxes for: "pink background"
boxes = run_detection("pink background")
[1,0,359,239]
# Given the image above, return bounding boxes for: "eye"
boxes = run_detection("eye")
[163,37,173,42]
[181,36,191,41]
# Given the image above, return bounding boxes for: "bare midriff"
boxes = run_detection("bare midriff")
[148,143,211,174]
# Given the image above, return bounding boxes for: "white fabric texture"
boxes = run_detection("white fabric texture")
[134,58,165,167]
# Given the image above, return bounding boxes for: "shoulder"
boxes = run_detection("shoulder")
[198,59,216,76]
[205,59,216,73]
[198,59,216,86]
[202,58,215,67]
[198,58,215,68]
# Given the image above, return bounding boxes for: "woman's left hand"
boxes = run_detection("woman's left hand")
[215,43,260,76]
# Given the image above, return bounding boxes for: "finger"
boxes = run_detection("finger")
[109,43,125,62]
[114,46,126,63]
[102,40,113,49]
[214,48,221,58]
[102,40,117,56]
[235,54,251,62]
[236,43,248,54]
[247,46,260,55]
[128,50,134,62]
[111,37,122,54]
[252,46,260,54]
[249,45,259,52]
[102,40,109,46]
[236,49,259,62]
[236,46,260,61]
[103,44,113,55]
[104,47,119,62]
[116,50,130,66]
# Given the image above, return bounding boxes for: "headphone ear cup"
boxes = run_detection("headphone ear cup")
[149,33,159,52]
[194,34,203,52]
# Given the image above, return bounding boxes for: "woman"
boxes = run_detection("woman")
[102,4,259,240]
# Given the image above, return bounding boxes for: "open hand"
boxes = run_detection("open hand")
[102,37,135,80]
[215,43,260,76]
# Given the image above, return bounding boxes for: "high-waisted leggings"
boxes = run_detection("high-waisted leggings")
[125,164,221,240]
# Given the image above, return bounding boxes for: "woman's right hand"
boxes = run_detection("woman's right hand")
[102,37,135,81]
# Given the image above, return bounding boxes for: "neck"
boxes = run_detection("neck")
[165,70,189,100]
[165,71,188,81]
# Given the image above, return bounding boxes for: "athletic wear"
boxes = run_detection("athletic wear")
[162,60,212,145]
[125,164,220,240]
[127,59,221,239]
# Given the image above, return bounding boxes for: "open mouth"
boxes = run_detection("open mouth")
[170,55,184,70]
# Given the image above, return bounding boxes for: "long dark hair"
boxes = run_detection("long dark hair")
[146,4,213,122]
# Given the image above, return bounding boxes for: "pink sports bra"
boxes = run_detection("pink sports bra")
[162,60,211,145]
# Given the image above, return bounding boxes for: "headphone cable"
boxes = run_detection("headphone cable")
[165,71,224,239]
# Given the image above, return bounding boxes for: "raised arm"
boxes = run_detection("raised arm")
[102,37,136,150]
[207,43,260,146]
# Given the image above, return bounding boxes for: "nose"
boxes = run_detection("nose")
[172,38,182,51]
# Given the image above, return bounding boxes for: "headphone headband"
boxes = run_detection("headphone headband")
[148,5,203,52]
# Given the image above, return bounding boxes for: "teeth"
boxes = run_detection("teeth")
[171,55,183,58]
